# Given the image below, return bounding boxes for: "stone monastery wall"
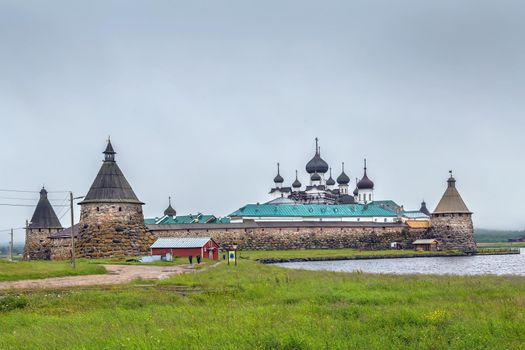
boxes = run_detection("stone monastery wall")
[149,223,425,251]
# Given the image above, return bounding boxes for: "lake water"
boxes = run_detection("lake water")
[275,248,525,276]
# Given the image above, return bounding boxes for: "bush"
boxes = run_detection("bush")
[0,295,29,312]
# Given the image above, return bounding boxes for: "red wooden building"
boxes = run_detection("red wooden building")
[150,237,220,260]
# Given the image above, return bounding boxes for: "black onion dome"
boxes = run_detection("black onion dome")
[29,187,63,229]
[353,186,359,196]
[326,168,336,186]
[337,162,350,185]
[357,159,374,189]
[311,172,321,181]
[273,163,284,183]
[164,197,177,217]
[292,170,302,188]
[305,138,329,174]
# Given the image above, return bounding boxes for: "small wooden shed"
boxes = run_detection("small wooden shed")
[151,237,219,260]
[413,239,439,252]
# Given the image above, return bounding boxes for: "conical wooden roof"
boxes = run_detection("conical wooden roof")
[80,141,143,205]
[29,188,63,229]
[433,175,471,214]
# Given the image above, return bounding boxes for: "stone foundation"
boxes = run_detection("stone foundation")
[76,203,155,258]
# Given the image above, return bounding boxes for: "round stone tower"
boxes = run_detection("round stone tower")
[23,187,63,260]
[430,172,475,252]
[76,140,155,258]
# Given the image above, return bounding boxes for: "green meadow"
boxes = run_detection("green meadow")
[0,259,524,349]
[0,260,106,282]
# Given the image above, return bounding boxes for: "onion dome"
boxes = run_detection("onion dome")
[292,170,302,188]
[164,197,177,217]
[357,159,374,189]
[338,194,355,204]
[336,162,350,185]
[305,138,329,174]
[273,163,284,184]
[353,178,359,196]
[29,187,63,229]
[326,168,336,186]
[311,172,321,181]
[420,200,431,216]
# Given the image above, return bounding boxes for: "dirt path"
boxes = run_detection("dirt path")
[0,264,195,290]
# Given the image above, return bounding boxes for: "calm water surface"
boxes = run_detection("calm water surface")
[276,248,525,276]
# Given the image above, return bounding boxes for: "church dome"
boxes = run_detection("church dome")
[292,170,302,188]
[305,138,329,174]
[311,172,321,181]
[163,197,177,217]
[357,159,374,189]
[353,186,359,196]
[337,162,350,185]
[273,163,284,183]
[326,168,336,186]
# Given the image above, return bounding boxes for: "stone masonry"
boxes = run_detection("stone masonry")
[427,213,475,252]
[76,203,155,259]
[149,223,424,251]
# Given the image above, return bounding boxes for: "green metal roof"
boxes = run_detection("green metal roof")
[145,214,216,225]
[229,204,398,218]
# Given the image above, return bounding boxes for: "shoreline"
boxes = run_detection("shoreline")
[258,249,520,264]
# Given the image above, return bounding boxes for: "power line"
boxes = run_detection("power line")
[0,196,68,202]
[0,228,24,233]
[0,189,39,193]
[0,189,70,194]
[59,207,71,221]
[0,204,69,207]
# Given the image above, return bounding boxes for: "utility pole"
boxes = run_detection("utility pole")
[9,228,13,261]
[70,191,76,268]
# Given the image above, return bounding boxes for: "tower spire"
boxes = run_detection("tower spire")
[315,137,319,154]
[103,138,116,162]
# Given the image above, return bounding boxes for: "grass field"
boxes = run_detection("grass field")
[0,259,524,349]
[0,260,106,282]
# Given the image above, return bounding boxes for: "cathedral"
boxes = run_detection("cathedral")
[268,138,375,205]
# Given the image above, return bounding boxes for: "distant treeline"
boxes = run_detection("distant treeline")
[474,229,525,243]
[0,243,24,256]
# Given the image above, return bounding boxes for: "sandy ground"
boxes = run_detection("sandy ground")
[0,264,195,290]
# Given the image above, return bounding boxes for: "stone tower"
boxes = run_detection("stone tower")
[23,187,63,260]
[76,140,155,258]
[430,173,475,252]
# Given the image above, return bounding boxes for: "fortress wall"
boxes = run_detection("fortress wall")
[151,224,424,251]
[49,237,72,260]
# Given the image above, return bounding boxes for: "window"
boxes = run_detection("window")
[118,207,122,212]
[369,194,372,201]
[96,207,100,212]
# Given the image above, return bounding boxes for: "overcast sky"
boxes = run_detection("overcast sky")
[1,0,525,243]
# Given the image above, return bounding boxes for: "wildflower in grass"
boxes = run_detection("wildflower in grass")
[425,309,447,323]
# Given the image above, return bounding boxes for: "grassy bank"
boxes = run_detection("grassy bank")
[241,248,462,261]
[0,260,106,282]
[477,242,525,248]
[0,260,523,349]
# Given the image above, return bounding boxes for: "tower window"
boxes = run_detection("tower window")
[96,207,100,212]
[118,207,122,212]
